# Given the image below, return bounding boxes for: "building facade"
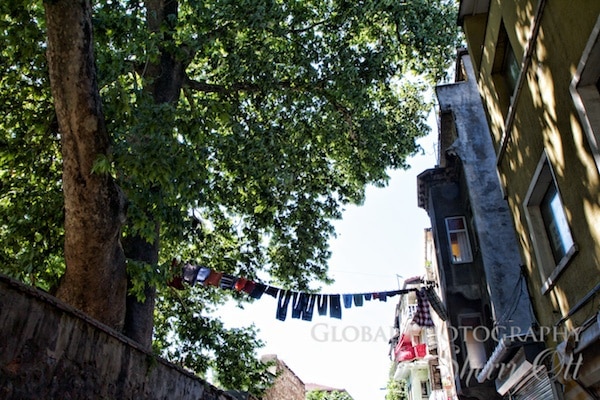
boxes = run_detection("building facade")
[388,238,457,400]
[417,47,561,399]
[260,355,305,400]
[458,1,600,398]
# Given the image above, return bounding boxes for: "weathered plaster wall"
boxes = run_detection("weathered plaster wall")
[0,274,234,400]
[435,52,534,335]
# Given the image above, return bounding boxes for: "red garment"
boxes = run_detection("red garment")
[394,334,416,362]
[242,280,256,294]
[234,278,248,291]
[204,271,223,287]
[167,276,185,290]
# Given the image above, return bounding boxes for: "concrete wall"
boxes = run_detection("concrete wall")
[435,52,534,335]
[0,274,234,400]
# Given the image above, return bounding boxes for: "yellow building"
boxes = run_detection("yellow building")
[459,1,600,398]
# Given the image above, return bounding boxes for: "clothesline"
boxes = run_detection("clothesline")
[168,261,446,323]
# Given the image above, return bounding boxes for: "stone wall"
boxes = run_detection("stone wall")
[261,355,305,400]
[0,274,234,400]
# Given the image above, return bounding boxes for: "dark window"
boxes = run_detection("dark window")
[493,22,520,113]
[504,44,519,96]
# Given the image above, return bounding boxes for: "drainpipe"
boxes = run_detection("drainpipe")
[497,0,548,166]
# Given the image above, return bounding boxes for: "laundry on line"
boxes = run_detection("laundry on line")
[168,261,443,324]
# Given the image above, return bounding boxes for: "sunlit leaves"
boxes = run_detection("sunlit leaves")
[0,1,63,289]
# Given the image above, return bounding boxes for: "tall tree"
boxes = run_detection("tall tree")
[44,0,128,329]
[1,0,460,390]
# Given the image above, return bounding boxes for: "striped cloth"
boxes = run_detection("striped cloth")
[412,287,435,327]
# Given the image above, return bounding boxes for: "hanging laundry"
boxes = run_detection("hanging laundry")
[317,294,328,316]
[167,276,185,290]
[353,294,364,307]
[394,334,416,362]
[386,289,403,298]
[249,283,267,299]
[195,266,212,284]
[291,292,303,319]
[182,263,200,285]
[234,278,248,291]
[425,286,448,321]
[343,294,353,309]
[204,270,223,287]
[242,280,256,294]
[265,286,279,298]
[301,294,317,321]
[412,287,435,327]
[169,259,426,322]
[276,290,293,321]
[220,274,237,290]
[329,294,342,319]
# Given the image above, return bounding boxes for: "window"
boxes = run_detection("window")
[571,15,600,174]
[445,216,473,263]
[493,22,520,112]
[539,184,574,263]
[459,314,486,369]
[420,380,429,397]
[525,153,577,293]
[503,43,519,96]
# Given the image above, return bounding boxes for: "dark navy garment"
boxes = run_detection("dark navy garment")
[291,292,303,319]
[353,294,364,307]
[329,294,342,319]
[317,295,328,316]
[249,283,267,299]
[301,294,317,321]
[276,290,293,321]
[220,274,236,290]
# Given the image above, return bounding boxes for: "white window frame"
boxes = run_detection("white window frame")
[524,152,577,294]
[571,15,600,175]
[445,216,473,264]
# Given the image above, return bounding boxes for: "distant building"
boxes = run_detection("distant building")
[261,355,305,400]
[305,383,355,399]
[388,258,456,400]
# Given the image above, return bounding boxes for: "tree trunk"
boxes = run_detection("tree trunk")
[45,0,128,330]
[121,0,186,346]
[123,233,158,349]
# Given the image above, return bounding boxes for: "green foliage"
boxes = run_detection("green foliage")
[0,1,63,290]
[385,375,407,400]
[306,390,355,400]
[152,286,272,396]
[1,0,460,393]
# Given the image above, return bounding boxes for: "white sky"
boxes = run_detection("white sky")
[215,131,437,400]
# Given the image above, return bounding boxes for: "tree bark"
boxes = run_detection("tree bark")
[45,0,128,330]
[123,233,158,349]
[121,0,186,346]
